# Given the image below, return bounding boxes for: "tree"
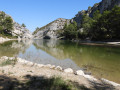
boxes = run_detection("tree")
[3,17,13,31]
[81,14,93,38]
[63,21,78,40]
[22,23,26,27]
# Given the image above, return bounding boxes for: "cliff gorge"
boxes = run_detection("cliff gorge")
[33,0,120,39]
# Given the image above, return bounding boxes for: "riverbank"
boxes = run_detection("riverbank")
[0,56,120,90]
[71,40,120,47]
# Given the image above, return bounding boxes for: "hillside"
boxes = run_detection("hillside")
[0,11,32,39]
[73,0,120,26]
[33,0,120,40]
[33,18,70,39]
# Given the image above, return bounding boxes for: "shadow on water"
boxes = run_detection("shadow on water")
[0,74,116,90]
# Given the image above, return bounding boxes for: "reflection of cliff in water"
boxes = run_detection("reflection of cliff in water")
[33,39,120,83]
[0,40,32,57]
[24,39,80,70]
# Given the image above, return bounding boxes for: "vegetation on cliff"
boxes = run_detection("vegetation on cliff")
[62,6,120,41]
[0,11,13,37]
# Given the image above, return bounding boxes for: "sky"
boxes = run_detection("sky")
[0,0,101,32]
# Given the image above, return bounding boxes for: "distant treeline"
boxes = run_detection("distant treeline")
[61,6,120,41]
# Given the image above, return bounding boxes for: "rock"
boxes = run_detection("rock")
[101,78,120,87]
[75,70,85,76]
[83,75,97,81]
[55,66,62,71]
[45,64,52,68]
[37,64,44,68]
[50,65,56,69]
[8,57,15,60]
[64,68,73,73]
[33,18,70,39]
[12,22,33,39]
[1,56,9,60]
[73,0,120,26]
[27,62,34,66]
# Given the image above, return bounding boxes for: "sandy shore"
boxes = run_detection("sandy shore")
[0,56,120,90]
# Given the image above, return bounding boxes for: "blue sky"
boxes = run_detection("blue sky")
[0,0,101,32]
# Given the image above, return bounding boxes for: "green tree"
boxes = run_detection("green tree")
[63,21,78,40]
[22,23,26,27]
[3,17,13,31]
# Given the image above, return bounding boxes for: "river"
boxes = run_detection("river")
[0,39,120,83]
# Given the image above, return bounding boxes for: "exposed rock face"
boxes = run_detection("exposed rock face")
[12,22,33,39]
[73,0,120,25]
[33,0,120,39]
[33,18,70,39]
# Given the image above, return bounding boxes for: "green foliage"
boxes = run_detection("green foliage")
[63,21,78,40]
[63,6,120,41]
[80,14,93,39]
[22,23,26,27]
[0,11,13,36]
[90,6,120,40]
[3,17,13,30]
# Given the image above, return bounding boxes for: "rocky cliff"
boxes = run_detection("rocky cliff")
[33,18,70,39]
[33,0,120,39]
[0,11,32,39]
[73,0,120,26]
[12,22,32,39]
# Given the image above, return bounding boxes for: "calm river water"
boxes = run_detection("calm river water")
[0,39,120,83]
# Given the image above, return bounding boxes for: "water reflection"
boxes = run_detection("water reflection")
[33,40,120,83]
[0,39,120,83]
[0,40,32,57]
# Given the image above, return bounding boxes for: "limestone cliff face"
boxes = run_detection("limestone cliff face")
[12,22,33,39]
[33,18,70,39]
[73,0,120,25]
[33,0,120,39]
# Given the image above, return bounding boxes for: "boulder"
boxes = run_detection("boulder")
[50,65,56,69]
[37,64,44,68]
[75,70,85,76]
[1,56,9,60]
[64,68,73,73]
[55,66,62,71]
[45,64,52,68]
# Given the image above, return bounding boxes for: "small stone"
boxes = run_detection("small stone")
[64,68,73,73]
[27,62,34,66]
[84,75,97,81]
[37,64,44,68]
[45,64,52,68]
[9,57,15,60]
[1,56,8,60]
[55,66,62,71]
[50,65,56,69]
[75,70,85,76]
